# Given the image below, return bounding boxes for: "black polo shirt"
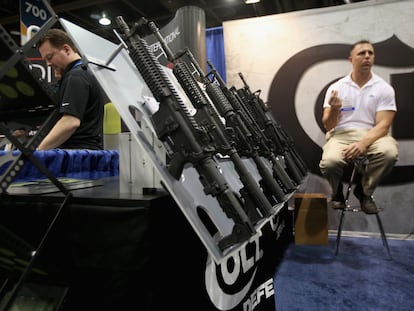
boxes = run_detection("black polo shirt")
[57,59,104,150]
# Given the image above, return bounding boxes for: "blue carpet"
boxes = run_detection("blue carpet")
[274,236,414,311]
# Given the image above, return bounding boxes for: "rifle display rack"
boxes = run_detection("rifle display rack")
[0,15,72,310]
[59,17,306,264]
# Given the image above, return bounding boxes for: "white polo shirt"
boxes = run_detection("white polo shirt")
[323,72,397,131]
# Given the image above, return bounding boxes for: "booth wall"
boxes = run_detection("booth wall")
[223,0,414,238]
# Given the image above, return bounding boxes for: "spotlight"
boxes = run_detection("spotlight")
[245,0,261,4]
[99,13,111,26]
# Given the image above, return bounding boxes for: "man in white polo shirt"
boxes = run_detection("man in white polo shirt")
[319,39,398,214]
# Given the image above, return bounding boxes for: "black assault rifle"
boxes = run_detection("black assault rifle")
[237,72,308,183]
[203,61,297,194]
[115,16,256,250]
[143,18,277,221]
[182,51,290,201]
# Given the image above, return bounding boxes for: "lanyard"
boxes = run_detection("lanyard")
[72,59,83,69]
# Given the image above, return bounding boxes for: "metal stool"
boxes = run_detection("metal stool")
[335,157,392,259]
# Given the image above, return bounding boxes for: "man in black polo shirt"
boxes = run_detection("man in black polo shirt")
[36,28,104,150]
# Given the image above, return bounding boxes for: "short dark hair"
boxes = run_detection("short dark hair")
[350,39,373,54]
[36,28,78,53]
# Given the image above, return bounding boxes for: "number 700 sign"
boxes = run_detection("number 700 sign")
[24,0,49,21]
[19,0,52,44]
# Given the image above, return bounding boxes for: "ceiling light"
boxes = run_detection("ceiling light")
[245,0,261,4]
[99,13,111,26]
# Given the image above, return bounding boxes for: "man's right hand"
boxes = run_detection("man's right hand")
[329,90,342,110]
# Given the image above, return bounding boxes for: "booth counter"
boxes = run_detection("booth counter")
[0,177,293,311]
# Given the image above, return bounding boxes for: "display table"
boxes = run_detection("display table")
[0,177,293,311]
[0,149,119,182]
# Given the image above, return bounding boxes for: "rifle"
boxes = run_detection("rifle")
[203,60,297,194]
[181,53,290,203]
[115,16,255,250]
[237,72,308,183]
[142,18,279,221]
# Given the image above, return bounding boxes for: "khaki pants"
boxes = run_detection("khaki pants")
[319,129,398,197]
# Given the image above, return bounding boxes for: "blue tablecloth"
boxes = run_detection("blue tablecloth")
[0,149,119,181]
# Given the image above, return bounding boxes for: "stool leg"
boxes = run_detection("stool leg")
[375,214,392,260]
[335,209,345,256]
[335,168,355,256]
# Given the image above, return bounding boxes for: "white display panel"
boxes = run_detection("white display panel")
[60,18,288,263]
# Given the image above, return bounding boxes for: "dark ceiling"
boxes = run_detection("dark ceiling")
[1,0,367,43]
